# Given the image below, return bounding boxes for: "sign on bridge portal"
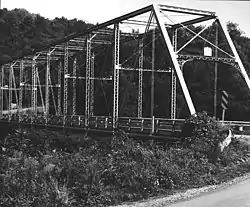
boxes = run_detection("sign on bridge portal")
[221,90,229,110]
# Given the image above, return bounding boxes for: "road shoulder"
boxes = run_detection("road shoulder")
[113,172,250,207]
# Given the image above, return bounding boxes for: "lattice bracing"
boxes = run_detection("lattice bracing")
[138,38,143,118]
[63,43,69,125]
[85,36,91,127]
[8,65,13,120]
[45,53,50,123]
[57,61,62,115]
[31,58,37,118]
[72,57,77,115]
[171,29,177,119]
[19,60,23,115]
[112,23,120,129]
[90,53,95,116]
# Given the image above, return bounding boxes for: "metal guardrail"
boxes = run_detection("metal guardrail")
[0,114,185,136]
[2,113,250,137]
[221,120,250,127]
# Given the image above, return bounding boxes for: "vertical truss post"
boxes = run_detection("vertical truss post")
[11,67,18,109]
[45,53,51,123]
[0,66,3,115]
[153,4,196,116]
[32,57,37,119]
[24,70,28,108]
[57,61,62,115]
[36,67,45,113]
[171,28,177,119]
[85,36,91,127]
[19,60,24,121]
[49,72,57,114]
[8,65,13,121]
[90,53,95,116]
[113,23,120,130]
[72,57,77,115]
[138,38,143,118]
[214,21,218,118]
[64,43,69,125]
[151,24,156,134]
[31,59,35,115]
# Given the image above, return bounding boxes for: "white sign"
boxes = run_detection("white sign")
[204,46,212,56]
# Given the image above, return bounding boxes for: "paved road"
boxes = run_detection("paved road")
[167,178,250,207]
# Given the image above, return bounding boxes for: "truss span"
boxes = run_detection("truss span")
[0,4,249,137]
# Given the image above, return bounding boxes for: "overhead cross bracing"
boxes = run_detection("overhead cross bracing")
[0,4,249,137]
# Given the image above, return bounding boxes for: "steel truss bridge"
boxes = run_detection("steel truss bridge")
[1,4,250,137]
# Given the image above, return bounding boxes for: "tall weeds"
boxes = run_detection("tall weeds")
[0,113,250,206]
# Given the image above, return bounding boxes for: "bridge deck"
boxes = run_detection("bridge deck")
[0,114,185,138]
[1,113,250,139]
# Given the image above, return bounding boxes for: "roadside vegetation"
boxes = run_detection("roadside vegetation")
[1,112,250,206]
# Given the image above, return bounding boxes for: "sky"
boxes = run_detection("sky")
[2,0,250,37]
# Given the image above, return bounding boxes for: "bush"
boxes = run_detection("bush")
[181,111,231,158]
[0,121,250,206]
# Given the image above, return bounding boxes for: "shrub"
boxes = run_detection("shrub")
[182,111,231,158]
[0,122,250,206]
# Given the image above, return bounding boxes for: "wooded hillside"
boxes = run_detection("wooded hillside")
[0,8,250,120]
